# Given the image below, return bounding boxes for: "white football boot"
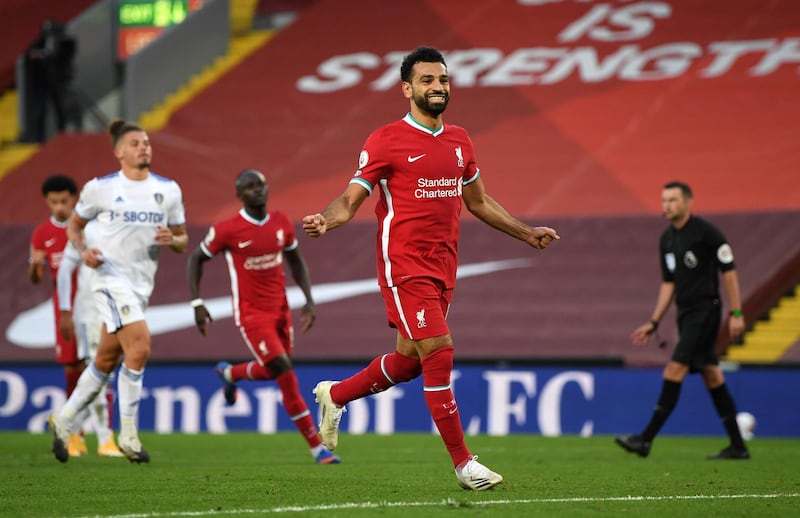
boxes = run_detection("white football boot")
[455,455,504,490]
[118,433,150,464]
[48,414,71,463]
[313,381,346,451]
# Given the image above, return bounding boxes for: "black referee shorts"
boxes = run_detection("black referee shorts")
[672,300,722,372]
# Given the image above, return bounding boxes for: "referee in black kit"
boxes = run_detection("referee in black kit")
[616,181,749,460]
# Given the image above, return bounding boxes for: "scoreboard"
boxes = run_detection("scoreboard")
[117,0,204,59]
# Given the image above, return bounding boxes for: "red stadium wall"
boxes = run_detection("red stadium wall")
[1,0,799,364]
[2,0,799,225]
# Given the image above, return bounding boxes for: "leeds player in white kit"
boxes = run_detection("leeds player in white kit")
[49,120,188,463]
[57,222,124,457]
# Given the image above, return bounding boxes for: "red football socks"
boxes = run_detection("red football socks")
[421,346,471,467]
[230,360,272,381]
[275,371,321,447]
[330,352,421,405]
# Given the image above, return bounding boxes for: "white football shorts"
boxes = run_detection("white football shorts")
[93,285,148,334]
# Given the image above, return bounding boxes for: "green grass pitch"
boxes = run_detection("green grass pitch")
[2,432,798,517]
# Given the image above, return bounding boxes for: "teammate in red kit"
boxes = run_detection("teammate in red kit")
[188,168,339,465]
[29,174,88,456]
[302,46,559,490]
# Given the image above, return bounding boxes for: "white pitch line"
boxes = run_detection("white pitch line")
[75,492,800,518]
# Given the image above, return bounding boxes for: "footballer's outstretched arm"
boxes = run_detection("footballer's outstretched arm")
[462,176,558,249]
[303,183,369,237]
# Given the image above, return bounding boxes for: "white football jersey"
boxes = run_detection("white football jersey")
[75,170,185,301]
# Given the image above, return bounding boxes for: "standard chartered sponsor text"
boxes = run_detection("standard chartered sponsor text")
[244,252,282,270]
[416,177,462,199]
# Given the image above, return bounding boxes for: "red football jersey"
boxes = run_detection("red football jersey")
[351,114,481,288]
[30,216,77,351]
[200,209,297,326]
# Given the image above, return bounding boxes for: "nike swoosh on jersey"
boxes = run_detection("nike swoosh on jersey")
[407,154,427,162]
[44,238,57,247]
[5,258,532,347]
[238,240,254,248]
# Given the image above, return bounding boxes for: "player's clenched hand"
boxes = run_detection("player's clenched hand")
[155,225,175,247]
[527,226,559,249]
[81,248,105,268]
[302,214,327,238]
[728,314,745,341]
[194,305,213,336]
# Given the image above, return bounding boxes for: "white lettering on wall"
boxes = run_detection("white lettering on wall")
[296,2,796,93]
[701,40,774,77]
[484,371,537,436]
[206,390,254,433]
[0,371,26,416]
[296,52,381,93]
[374,388,404,434]
[152,386,201,433]
[751,38,800,76]
[29,386,63,433]
[539,45,638,84]
[538,371,594,437]
[441,48,504,87]
[345,398,370,435]
[254,387,282,433]
[558,2,672,42]
[619,42,702,80]
[296,41,797,92]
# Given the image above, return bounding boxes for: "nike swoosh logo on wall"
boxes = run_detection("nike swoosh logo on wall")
[407,154,426,162]
[4,259,531,348]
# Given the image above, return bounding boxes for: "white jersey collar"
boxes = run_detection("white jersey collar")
[403,113,444,136]
[50,215,70,228]
[239,208,271,226]
[118,169,151,182]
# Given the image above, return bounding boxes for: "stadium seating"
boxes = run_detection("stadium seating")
[0,0,95,92]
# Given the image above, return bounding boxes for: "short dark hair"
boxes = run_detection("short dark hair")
[236,168,265,186]
[41,174,77,196]
[109,119,143,147]
[663,181,692,199]
[400,46,447,83]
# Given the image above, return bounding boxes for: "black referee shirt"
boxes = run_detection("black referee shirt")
[659,215,736,310]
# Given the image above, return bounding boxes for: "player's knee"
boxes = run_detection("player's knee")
[663,361,687,381]
[702,366,725,388]
[267,355,293,377]
[122,341,150,369]
[420,346,454,385]
[385,352,422,383]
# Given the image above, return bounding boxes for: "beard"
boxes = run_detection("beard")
[413,91,449,116]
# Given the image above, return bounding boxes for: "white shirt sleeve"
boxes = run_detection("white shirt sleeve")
[56,243,81,311]
[167,181,186,226]
[74,178,101,221]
